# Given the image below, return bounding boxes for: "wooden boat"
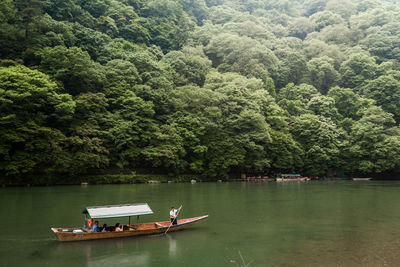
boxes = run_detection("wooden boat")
[275,177,309,181]
[51,203,208,242]
[276,174,310,182]
[352,177,372,181]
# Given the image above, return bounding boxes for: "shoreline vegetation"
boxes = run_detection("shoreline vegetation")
[0,171,394,187]
[0,173,193,187]
[0,170,200,186]
[0,175,312,187]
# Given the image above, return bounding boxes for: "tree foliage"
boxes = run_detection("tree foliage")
[0,65,74,175]
[2,0,400,180]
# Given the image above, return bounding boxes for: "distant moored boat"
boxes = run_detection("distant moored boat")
[352,178,372,181]
[275,174,310,182]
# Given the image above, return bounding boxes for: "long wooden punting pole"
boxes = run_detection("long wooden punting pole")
[164,205,182,235]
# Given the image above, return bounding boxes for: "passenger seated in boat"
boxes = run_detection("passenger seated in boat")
[115,223,123,232]
[101,224,107,232]
[92,220,100,232]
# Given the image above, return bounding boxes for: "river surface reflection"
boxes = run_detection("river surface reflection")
[1,181,400,266]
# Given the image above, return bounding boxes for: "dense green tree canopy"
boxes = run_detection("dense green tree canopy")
[2,0,400,180]
[0,65,75,175]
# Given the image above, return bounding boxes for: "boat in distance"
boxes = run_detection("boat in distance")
[275,174,310,182]
[51,203,208,242]
[352,177,372,181]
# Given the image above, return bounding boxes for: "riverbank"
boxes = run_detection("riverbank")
[0,174,352,187]
[0,173,213,187]
[1,171,395,187]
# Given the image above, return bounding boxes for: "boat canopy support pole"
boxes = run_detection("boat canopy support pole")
[128,216,131,225]
[84,214,88,228]
[137,215,139,224]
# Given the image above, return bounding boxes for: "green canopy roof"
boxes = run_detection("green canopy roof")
[281,174,301,177]
[83,203,153,219]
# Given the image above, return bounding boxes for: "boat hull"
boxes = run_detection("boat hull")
[51,215,208,242]
[276,177,310,182]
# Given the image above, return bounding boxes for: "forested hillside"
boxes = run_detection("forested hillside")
[2,0,400,181]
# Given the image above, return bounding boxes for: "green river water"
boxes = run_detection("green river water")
[1,181,400,266]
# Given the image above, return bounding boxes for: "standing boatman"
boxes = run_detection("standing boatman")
[170,206,181,225]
